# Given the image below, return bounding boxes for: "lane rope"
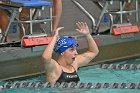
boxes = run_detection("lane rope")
[0,81,140,89]
[101,64,140,70]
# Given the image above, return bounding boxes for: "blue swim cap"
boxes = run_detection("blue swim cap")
[54,36,78,54]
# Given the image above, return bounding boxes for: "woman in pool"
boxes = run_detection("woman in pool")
[42,22,99,84]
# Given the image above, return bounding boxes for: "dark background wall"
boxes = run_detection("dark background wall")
[6,0,140,40]
[59,0,139,32]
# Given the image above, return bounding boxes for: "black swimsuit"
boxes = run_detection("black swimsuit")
[56,65,80,83]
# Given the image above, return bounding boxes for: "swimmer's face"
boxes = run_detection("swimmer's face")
[62,47,78,64]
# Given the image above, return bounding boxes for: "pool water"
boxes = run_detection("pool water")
[0,58,140,93]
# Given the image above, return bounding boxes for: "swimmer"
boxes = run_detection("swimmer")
[42,22,99,84]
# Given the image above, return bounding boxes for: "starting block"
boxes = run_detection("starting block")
[112,24,139,35]
[22,34,53,47]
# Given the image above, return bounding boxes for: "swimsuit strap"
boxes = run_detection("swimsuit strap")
[56,61,64,72]
[71,65,77,72]
[56,61,76,72]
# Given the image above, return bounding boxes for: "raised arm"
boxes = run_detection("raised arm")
[75,22,99,67]
[42,27,64,71]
